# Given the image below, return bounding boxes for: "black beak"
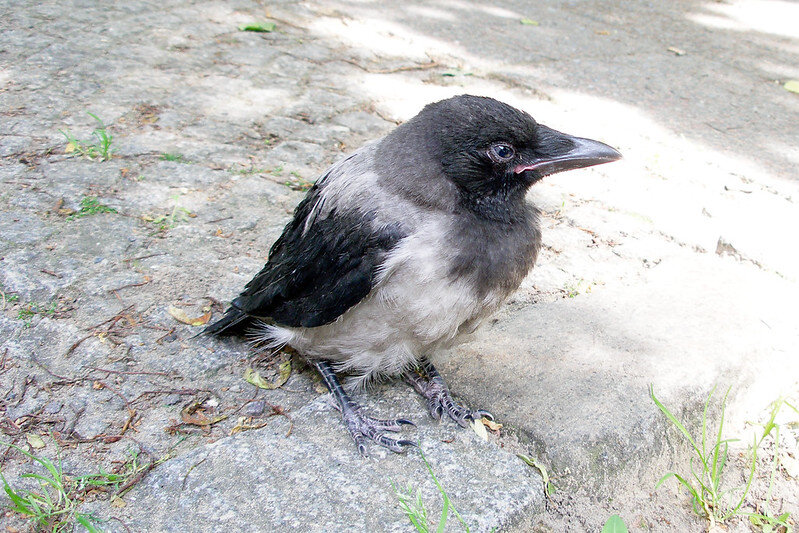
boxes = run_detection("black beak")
[514,126,622,177]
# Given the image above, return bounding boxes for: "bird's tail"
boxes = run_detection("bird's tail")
[201,307,250,337]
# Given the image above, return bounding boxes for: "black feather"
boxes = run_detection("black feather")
[205,179,406,335]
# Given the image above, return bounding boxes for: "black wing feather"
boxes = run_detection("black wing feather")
[205,182,405,335]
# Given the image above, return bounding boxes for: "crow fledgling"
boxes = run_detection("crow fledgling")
[205,95,621,455]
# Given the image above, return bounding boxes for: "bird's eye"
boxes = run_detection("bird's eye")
[488,143,515,162]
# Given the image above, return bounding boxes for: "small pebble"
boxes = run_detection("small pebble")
[243,400,266,417]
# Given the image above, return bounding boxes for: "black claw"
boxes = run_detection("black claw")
[375,433,417,453]
[356,441,368,457]
[397,418,416,427]
[397,440,418,448]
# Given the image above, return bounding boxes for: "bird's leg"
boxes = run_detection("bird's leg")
[405,358,493,428]
[314,360,416,456]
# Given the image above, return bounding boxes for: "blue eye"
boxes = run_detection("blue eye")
[489,143,515,162]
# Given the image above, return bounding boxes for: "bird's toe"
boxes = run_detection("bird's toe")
[343,410,417,455]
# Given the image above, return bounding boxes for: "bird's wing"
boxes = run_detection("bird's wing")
[205,157,405,334]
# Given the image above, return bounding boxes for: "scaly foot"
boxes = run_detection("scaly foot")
[315,360,416,456]
[405,358,493,427]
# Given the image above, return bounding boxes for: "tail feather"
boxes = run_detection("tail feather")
[203,307,251,336]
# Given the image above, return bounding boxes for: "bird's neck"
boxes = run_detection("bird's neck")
[457,187,529,223]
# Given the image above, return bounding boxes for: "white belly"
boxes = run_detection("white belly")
[255,227,510,386]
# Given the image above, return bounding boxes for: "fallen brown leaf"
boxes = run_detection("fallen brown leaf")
[110,495,126,508]
[482,418,503,432]
[180,399,228,427]
[168,305,212,326]
[243,361,291,390]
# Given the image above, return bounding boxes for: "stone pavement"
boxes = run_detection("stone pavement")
[1,0,798,531]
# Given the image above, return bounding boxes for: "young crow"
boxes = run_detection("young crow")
[205,95,621,455]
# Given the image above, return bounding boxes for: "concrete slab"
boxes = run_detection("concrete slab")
[97,389,542,532]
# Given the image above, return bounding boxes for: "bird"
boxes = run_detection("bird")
[205,94,621,455]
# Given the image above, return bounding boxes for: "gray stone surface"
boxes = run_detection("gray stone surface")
[1,0,798,531]
[443,247,799,488]
[104,389,540,532]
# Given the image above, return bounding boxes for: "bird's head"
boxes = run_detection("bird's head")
[380,95,621,219]
[436,95,620,202]
[381,95,621,220]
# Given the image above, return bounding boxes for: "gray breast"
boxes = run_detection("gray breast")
[446,204,542,299]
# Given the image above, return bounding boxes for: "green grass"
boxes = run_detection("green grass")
[67,196,118,220]
[15,300,58,328]
[563,278,593,298]
[743,397,797,531]
[650,386,794,530]
[0,442,101,532]
[1,287,20,309]
[229,165,285,177]
[142,193,192,232]
[1,442,174,532]
[392,449,491,532]
[17,305,37,322]
[238,21,276,32]
[159,152,188,163]
[651,385,749,527]
[284,176,314,191]
[73,449,151,496]
[60,113,114,161]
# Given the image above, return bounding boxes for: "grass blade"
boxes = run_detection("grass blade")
[710,387,730,493]
[76,513,101,532]
[649,386,702,457]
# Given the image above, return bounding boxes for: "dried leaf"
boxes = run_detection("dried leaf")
[180,400,227,427]
[25,433,46,449]
[243,361,291,390]
[110,495,126,508]
[471,418,488,441]
[667,46,686,56]
[518,453,556,498]
[168,305,212,326]
[230,416,269,436]
[482,417,503,432]
[65,142,76,154]
[520,18,539,26]
[784,80,799,94]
